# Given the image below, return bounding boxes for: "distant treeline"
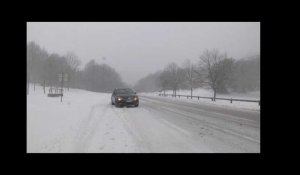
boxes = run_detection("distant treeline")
[27,41,126,93]
[134,49,260,99]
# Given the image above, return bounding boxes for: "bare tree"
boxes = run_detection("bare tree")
[65,52,81,72]
[159,70,171,95]
[182,59,198,98]
[164,62,184,96]
[27,42,46,92]
[198,49,230,101]
[65,52,81,90]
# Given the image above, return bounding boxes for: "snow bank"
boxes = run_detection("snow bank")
[140,88,260,111]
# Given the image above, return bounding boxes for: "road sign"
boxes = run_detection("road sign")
[64,73,68,82]
[58,73,68,82]
[57,73,68,102]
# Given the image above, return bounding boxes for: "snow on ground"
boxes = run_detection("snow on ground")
[27,85,148,153]
[27,85,114,152]
[27,84,259,153]
[27,85,212,153]
[140,88,260,111]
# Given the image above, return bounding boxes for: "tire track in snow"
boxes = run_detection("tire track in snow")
[140,97,260,142]
[110,106,151,152]
[140,99,260,152]
[111,105,212,152]
[141,97,259,128]
[159,105,260,144]
[73,103,109,152]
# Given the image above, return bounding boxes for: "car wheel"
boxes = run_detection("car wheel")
[135,104,139,107]
[111,101,114,105]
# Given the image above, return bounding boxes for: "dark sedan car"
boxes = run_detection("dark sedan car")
[111,88,139,107]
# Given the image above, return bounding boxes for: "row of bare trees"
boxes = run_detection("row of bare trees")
[157,49,235,100]
[27,41,126,93]
[135,49,260,100]
[27,42,82,91]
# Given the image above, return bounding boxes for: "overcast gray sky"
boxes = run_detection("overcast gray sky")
[27,22,260,86]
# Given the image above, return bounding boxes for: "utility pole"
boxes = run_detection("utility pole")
[43,80,46,94]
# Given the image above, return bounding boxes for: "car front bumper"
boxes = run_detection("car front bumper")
[115,99,139,106]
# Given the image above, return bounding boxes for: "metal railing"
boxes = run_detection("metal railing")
[158,93,260,106]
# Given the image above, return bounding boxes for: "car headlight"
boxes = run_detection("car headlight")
[134,97,138,101]
[117,97,122,101]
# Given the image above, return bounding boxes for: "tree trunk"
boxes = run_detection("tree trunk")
[213,89,216,101]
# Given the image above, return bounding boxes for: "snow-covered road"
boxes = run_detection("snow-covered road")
[27,88,260,153]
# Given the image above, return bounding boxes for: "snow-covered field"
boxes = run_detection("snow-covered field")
[27,85,138,152]
[27,85,260,153]
[141,88,260,111]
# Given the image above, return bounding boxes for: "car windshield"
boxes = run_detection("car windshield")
[116,89,135,95]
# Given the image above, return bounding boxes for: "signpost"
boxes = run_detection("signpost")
[43,80,46,94]
[64,73,69,91]
[58,73,68,102]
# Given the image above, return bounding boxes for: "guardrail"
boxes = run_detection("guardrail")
[158,93,260,106]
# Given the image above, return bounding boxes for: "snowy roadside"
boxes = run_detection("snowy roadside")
[139,88,260,111]
[27,85,114,152]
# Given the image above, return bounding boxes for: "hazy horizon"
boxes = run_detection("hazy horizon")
[27,22,260,86]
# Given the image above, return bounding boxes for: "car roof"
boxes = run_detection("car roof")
[114,88,135,92]
[115,88,132,90]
